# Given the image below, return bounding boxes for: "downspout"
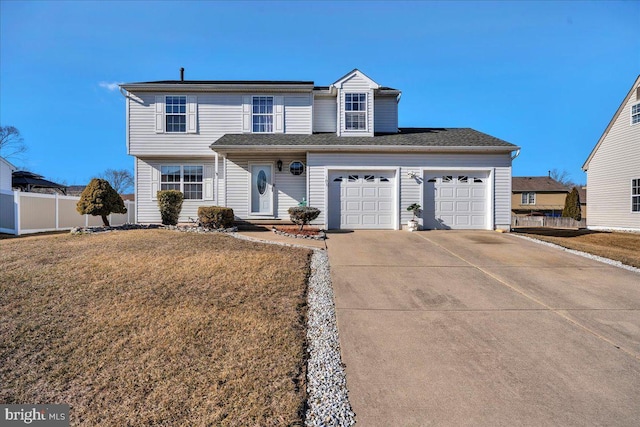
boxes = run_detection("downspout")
[214,151,219,205]
[511,149,521,160]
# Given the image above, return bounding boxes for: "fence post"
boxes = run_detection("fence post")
[13,191,20,235]
[55,193,59,230]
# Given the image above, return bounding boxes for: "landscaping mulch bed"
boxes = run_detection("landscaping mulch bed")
[273,226,326,240]
[0,229,312,426]
[513,228,640,269]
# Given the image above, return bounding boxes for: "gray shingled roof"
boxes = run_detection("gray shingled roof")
[211,128,517,149]
[512,176,569,192]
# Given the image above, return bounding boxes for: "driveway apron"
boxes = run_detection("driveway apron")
[326,230,640,426]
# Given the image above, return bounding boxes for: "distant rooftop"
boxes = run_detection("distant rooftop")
[512,176,569,192]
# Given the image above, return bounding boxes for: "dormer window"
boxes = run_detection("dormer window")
[253,96,274,133]
[345,93,367,130]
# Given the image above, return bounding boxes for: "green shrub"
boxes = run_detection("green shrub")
[288,206,320,231]
[198,206,235,229]
[77,178,127,227]
[562,187,582,221]
[157,190,184,225]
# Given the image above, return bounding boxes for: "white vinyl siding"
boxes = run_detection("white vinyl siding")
[586,81,640,231]
[308,152,513,230]
[129,92,311,157]
[224,153,307,219]
[135,158,218,223]
[313,96,337,132]
[374,96,399,133]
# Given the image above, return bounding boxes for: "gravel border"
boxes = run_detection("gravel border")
[512,233,640,274]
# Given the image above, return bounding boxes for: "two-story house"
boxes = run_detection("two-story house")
[511,176,570,217]
[582,75,640,232]
[120,69,519,230]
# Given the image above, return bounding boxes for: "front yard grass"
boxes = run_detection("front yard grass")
[0,230,312,425]
[513,228,640,268]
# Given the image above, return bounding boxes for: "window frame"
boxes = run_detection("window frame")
[289,161,305,176]
[344,92,367,131]
[632,178,640,213]
[160,165,204,200]
[252,96,274,133]
[521,192,536,205]
[632,103,640,125]
[165,96,187,133]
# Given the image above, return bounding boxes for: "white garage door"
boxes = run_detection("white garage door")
[423,173,489,230]
[328,171,395,229]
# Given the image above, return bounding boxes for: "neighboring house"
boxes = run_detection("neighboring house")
[0,156,17,192]
[577,186,587,219]
[582,75,640,232]
[511,176,569,217]
[120,69,520,230]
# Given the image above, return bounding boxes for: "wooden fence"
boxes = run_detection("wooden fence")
[0,190,135,235]
[511,215,586,229]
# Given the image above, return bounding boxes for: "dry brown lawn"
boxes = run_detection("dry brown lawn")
[0,229,312,426]
[513,228,640,268]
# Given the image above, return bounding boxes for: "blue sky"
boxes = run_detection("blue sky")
[1,0,638,188]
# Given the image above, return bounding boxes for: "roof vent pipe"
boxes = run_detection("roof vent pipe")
[180,67,184,81]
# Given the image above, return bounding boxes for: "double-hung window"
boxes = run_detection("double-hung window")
[521,192,536,205]
[252,96,273,133]
[633,179,640,212]
[166,96,187,132]
[161,165,203,200]
[632,103,640,125]
[345,93,367,130]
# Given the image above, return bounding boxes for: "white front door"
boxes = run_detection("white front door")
[250,164,273,215]
[424,172,489,229]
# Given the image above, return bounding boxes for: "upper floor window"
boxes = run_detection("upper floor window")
[632,178,640,212]
[345,93,367,130]
[632,103,640,125]
[253,96,273,133]
[521,192,536,205]
[161,165,203,200]
[166,96,186,133]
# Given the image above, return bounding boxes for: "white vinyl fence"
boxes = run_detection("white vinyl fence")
[0,190,135,235]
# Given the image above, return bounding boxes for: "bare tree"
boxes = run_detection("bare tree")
[549,168,575,187]
[0,126,28,161]
[99,168,134,194]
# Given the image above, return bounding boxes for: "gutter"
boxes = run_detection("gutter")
[119,83,315,93]
[208,144,521,154]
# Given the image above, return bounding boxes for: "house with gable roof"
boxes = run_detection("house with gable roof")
[120,69,520,230]
[582,75,640,232]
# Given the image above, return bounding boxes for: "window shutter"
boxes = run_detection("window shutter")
[242,96,251,133]
[151,164,160,200]
[155,96,164,133]
[204,165,214,200]
[275,96,284,133]
[187,96,197,133]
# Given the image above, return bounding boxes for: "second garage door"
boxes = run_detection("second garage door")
[423,172,489,229]
[328,171,395,229]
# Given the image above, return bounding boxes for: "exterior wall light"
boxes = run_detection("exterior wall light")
[277,159,283,172]
[407,171,418,179]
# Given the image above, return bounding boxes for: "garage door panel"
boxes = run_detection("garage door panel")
[456,188,470,198]
[440,187,454,198]
[346,201,360,211]
[440,201,454,212]
[471,201,485,212]
[456,201,470,212]
[346,187,361,197]
[362,201,377,210]
[472,188,486,197]
[379,187,392,197]
[362,187,376,197]
[378,201,392,210]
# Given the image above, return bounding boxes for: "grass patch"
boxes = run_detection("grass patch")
[513,228,640,268]
[0,229,312,425]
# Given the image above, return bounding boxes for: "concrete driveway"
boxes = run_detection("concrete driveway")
[326,230,640,426]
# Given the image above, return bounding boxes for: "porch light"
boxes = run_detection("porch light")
[407,171,418,179]
[277,159,283,172]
